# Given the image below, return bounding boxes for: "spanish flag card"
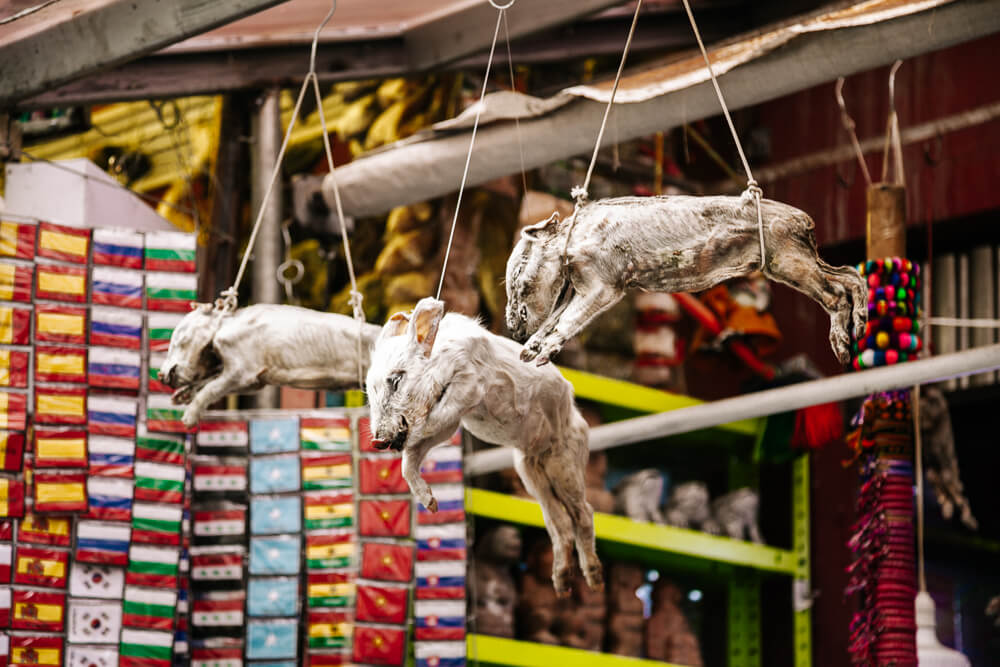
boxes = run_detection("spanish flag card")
[0,390,28,430]
[33,470,88,513]
[0,349,29,388]
[0,219,36,259]
[34,303,87,345]
[37,222,90,264]
[0,476,25,517]
[10,634,63,666]
[0,261,33,302]
[12,588,67,632]
[34,384,86,425]
[33,428,87,469]
[35,345,87,384]
[14,545,70,588]
[35,261,87,303]
[0,305,31,344]
[0,430,25,471]
[17,512,73,546]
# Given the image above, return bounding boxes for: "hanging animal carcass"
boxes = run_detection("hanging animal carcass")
[506,194,867,365]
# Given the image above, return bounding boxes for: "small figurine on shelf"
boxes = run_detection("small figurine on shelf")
[645,579,704,667]
[613,469,666,524]
[516,537,561,645]
[664,481,718,534]
[472,524,522,638]
[711,488,763,543]
[557,569,607,651]
[585,451,616,515]
[605,562,645,657]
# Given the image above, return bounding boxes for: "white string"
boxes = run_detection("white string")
[502,9,528,195]
[436,7,505,301]
[680,0,767,269]
[929,316,1000,328]
[572,0,643,205]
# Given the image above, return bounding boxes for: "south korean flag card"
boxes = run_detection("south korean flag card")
[68,598,123,643]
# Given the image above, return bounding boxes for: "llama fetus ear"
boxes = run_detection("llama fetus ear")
[521,212,560,240]
[408,297,444,358]
[379,311,411,343]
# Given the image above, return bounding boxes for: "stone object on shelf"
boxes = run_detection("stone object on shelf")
[516,537,561,645]
[613,469,666,524]
[585,451,616,515]
[645,579,704,666]
[605,562,645,657]
[711,487,763,544]
[472,523,522,638]
[664,481,717,534]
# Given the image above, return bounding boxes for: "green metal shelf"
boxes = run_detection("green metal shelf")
[466,635,685,667]
[466,488,797,576]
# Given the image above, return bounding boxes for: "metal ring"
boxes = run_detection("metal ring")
[277,259,305,285]
[489,0,515,9]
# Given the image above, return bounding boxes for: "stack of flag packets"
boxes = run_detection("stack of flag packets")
[0,216,472,667]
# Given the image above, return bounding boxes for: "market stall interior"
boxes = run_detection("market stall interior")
[1,0,999,666]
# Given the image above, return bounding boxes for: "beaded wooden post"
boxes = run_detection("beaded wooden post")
[847,183,920,667]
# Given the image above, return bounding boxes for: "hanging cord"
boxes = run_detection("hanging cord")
[501,9,529,195]
[436,0,508,301]
[881,60,905,187]
[913,383,927,592]
[835,77,873,188]
[277,218,304,304]
[680,0,767,269]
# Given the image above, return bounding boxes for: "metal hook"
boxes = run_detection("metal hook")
[887,59,903,113]
[489,0,516,9]
[309,0,337,75]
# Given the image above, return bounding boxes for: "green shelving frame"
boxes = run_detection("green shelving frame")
[469,369,812,667]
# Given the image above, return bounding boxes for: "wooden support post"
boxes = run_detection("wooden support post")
[865,184,906,259]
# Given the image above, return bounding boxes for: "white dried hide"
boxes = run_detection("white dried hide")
[365,297,597,595]
[505,194,867,365]
[160,302,381,426]
[711,488,763,543]
[612,469,666,524]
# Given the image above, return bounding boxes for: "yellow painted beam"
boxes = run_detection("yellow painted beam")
[558,366,760,437]
[467,635,684,667]
[466,489,797,576]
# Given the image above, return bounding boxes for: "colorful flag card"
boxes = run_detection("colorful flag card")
[416,524,467,562]
[360,499,411,538]
[91,266,142,309]
[10,634,63,666]
[69,562,125,599]
[0,477,26,517]
[195,421,248,455]
[66,645,119,666]
[35,344,86,383]
[192,505,246,545]
[123,585,177,631]
[352,625,405,667]
[33,428,87,468]
[134,461,185,504]
[126,545,179,588]
[88,435,135,477]
[33,470,87,513]
[356,583,408,625]
[0,518,10,539]
[145,272,196,312]
[191,590,245,635]
[304,491,354,531]
[414,600,466,641]
[246,618,298,660]
[34,384,86,425]
[0,583,9,623]
[305,530,354,570]
[249,454,300,494]
[145,393,191,433]
[0,543,11,581]
[306,571,354,609]
[87,346,140,389]
[359,456,408,495]
[0,261,33,303]
[419,439,463,485]
[119,628,174,667]
[93,227,144,268]
[247,577,299,617]
[35,261,87,303]
[417,484,464,525]
[131,503,182,546]
[358,417,377,453]
[85,476,133,521]
[190,639,243,667]
[307,609,351,649]
[35,303,86,344]
[0,220,36,259]
[360,542,414,583]
[37,221,89,263]
[0,391,27,430]
[67,598,123,643]
[90,305,142,349]
[0,430,25,472]
[301,417,351,452]
[249,417,299,454]
[146,352,171,393]
[416,560,466,600]
[14,545,70,588]
[415,641,466,667]
[144,231,196,273]
[249,535,300,576]
[0,305,31,344]
[192,457,247,495]
[88,394,137,437]
[17,513,72,546]
[12,588,66,632]
[302,453,352,491]
[250,495,301,535]
[146,312,184,352]
[76,520,131,566]
[308,649,352,667]
[189,546,244,584]
[0,350,28,388]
